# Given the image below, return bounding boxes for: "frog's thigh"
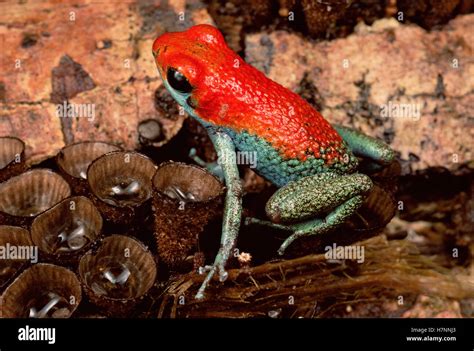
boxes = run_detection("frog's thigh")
[265,172,372,224]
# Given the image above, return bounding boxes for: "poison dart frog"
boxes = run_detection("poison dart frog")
[152,24,395,299]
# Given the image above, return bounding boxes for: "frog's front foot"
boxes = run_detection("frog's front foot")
[188,148,224,180]
[195,262,228,300]
[197,265,213,275]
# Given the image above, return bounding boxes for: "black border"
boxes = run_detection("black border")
[0,318,471,350]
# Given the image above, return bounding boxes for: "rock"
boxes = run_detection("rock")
[50,55,96,105]
[0,0,213,164]
[402,295,463,318]
[0,104,64,164]
[245,15,474,174]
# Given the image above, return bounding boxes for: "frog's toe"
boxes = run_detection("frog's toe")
[194,263,228,300]
[188,148,225,180]
[198,265,214,274]
[195,265,217,300]
[277,232,303,255]
[218,265,228,282]
[195,290,206,300]
[244,217,292,231]
[189,147,198,158]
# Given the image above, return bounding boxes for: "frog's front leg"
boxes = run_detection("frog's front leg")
[248,172,373,255]
[195,126,243,300]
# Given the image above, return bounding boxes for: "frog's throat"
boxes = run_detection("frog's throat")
[159,71,215,129]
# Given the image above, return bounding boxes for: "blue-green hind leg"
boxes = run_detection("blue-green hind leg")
[244,217,292,231]
[247,172,372,255]
[277,195,364,255]
[195,127,243,300]
[245,196,365,255]
[334,125,395,171]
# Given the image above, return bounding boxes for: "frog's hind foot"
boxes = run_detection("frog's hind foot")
[276,195,365,255]
[244,217,292,231]
[246,194,363,255]
[257,173,373,255]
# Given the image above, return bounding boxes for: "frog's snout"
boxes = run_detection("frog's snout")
[152,33,171,63]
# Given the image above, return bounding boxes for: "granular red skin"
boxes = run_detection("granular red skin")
[153,25,345,163]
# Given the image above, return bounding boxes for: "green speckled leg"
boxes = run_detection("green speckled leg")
[244,217,292,231]
[334,125,395,168]
[195,127,243,300]
[260,172,373,255]
[277,195,364,255]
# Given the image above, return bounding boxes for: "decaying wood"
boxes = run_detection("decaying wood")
[158,235,474,318]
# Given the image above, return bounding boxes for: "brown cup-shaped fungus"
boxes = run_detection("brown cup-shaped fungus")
[56,141,122,195]
[78,235,157,316]
[31,196,103,265]
[0,169,71,227]
[87,152,157,225]
[152,161,224,270]
[0,226,33,291]
[349,184,397,237]
[0,137,26,183]
[0,263,82,318]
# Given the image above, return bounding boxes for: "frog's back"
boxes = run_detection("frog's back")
[190,49,358,186]
[158,25,359,183]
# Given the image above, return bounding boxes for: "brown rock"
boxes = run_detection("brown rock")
[0,0,213,162]
[50,55,96,104]
[245,15,474,174]
[0,2,136,103]
[402,295,463,318]
[0,104,64,164]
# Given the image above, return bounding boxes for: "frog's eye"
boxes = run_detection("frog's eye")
[167,68,193,94]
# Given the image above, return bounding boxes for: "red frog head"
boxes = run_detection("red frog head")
[153,24,346,163]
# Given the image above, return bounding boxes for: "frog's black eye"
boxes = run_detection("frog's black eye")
[167,68,193,94]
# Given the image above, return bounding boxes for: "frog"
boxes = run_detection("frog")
[152,24,395,300]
